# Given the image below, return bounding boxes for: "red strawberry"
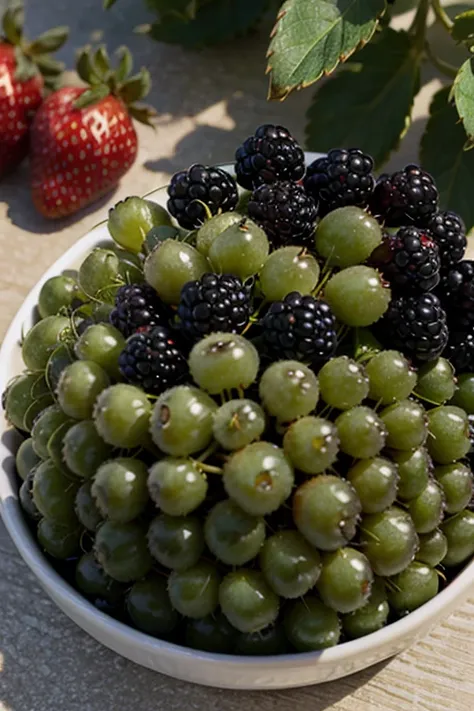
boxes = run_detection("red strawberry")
[30,46,155,219]
[0,3,68,178]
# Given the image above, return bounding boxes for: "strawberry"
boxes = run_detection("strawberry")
[0,3,68,178]
[30,46,155,219]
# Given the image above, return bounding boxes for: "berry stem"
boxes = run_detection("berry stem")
[413,390,443,407]
[241,299,267,336]
[312,268,333,297]
[237,386,245,399]
[195,441,219,463]
[194,461,224,475]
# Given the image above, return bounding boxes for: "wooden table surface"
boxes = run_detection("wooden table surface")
[1,2,473,710]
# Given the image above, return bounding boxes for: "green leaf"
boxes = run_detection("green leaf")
[421,86,474,231]
[93,46,111,80]
[267,0,386,100]
[115,46,133,83]
[147,0,268,48]
[2,5,24,45]
[146,0,200,18]
[28,26,69,54]
[35,54,65,76]
[145,225,181,253]
[127,103,157,127]
[14,46,38,82]
[119,68,151,104]
[73,84,110,109]
[306,29,420,168]
[103,0,118,8]
[452,9,474,43]
[453,58,474,144]
[76,47,101,85]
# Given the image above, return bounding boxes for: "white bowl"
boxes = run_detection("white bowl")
[1,159,474,690]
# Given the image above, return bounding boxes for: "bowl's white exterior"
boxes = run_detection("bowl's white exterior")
[1,158,474,690]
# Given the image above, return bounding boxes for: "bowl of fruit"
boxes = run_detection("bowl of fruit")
[2,125,474,690]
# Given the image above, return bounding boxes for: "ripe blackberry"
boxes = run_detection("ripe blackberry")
[369,226,440,293]
[110,283,167,337]
[167,164,238,230]
[427,211,466,268]
[438,260,474,329]
[370,164,439,227]
[235,124,305,191]
[177,273,251,341]
[261,292,337,363]
[379,292,448,362]
[247,181,318,247]
[303,148,375,215]
[119,326,188,395]
[444,329,474,374]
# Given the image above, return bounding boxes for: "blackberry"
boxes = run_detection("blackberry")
[177,273,251,341]
[379,292,448,362]
[303,148,375,215]
[438,260,474,329]
[261,292,337,363]
[235,124,305,191]
[370,164,439,227]
[369,226,440,293]
[118,326,188,395]
[247,181,318,248]
[167,164,238,230]
[427,211,466,268]
[444,329,474,374]
[110,284,167,337]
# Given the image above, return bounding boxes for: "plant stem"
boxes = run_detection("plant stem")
[410,0,430,51]
[194,461,223,475]
[431,0,454,32]
[425,41,458,79]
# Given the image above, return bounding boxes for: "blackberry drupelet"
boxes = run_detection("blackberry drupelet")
[261,291,337,363]
[167,164,238,230]
[177,273,251,341]
[369,226,440,293]
[427,211,466,268]
[110,283,167,338]
[379,292,448,362]
[119,326,188,395]
[235,124,305,191]
[304,148,375,215]
[444,329,474,374]
[438,260,474,329]
[370,164,439,227]
[248,181,318,247]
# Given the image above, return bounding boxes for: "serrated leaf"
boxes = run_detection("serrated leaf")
[421,86,474,232]
[73,84,110,109]
[119,69,151,103]
[147,0,268,48]
[306,29,420,168]
[28,26,69,54]
[452,9,474,43]
[267,0,386,100]
[453,58,474,144]
[115,46,133,83]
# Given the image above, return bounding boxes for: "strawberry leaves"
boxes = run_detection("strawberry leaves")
[1,1,68,86]
[73,45,155,126]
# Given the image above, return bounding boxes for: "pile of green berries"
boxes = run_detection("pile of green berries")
[4,128,474,657]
